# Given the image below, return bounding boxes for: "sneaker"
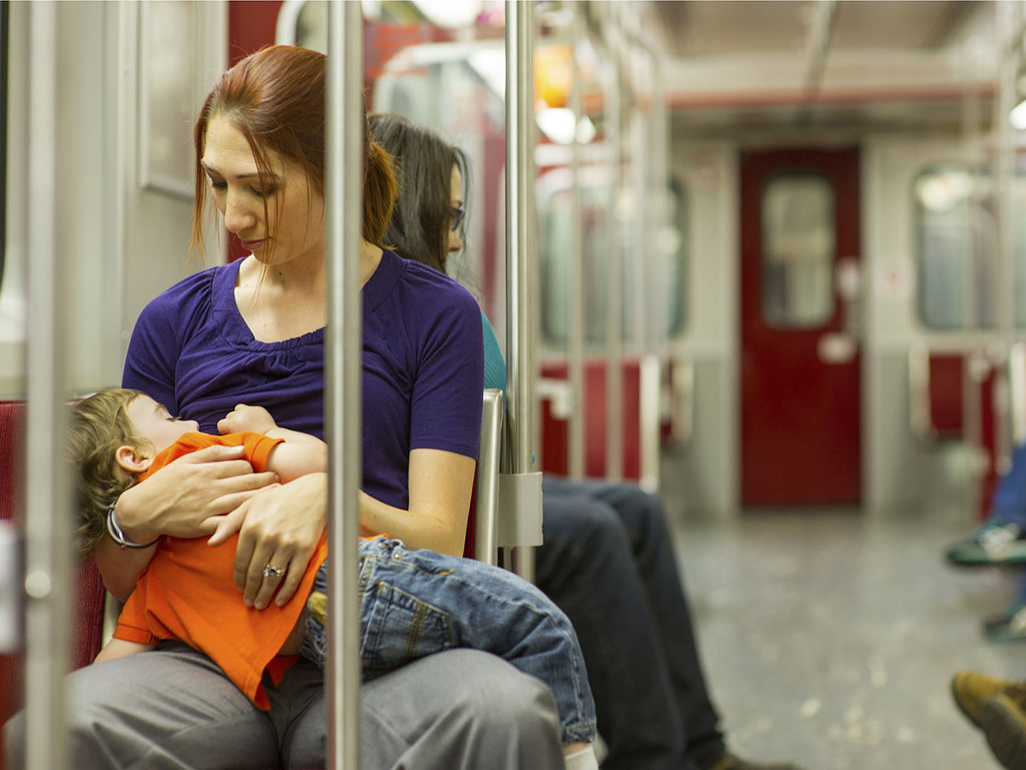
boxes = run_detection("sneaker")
[709,753,804,770]
[945,521,1026,566]
[952,672,1026,728]
[984,605,1026,643]
[980,692,1026,769]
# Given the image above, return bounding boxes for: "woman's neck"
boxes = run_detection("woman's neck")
[233,241,384,343]
[242,241,381,292]
[241,252,324,296]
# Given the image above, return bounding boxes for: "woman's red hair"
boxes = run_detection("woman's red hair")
[190,45,397,261]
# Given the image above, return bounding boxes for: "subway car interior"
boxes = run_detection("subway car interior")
[7,1,1026,768]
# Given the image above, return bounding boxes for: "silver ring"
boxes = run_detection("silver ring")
[263,564,284,579]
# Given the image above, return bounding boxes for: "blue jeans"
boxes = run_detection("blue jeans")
[302,536,597,746]
[984,444,1026,607]
[536,477,725,770]
[993,443,1026,527]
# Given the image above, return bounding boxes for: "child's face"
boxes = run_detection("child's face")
[125,395,200,455]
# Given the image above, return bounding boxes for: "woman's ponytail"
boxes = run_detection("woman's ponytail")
[363,139,398,248]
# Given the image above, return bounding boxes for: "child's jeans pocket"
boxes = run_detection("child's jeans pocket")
[360,580,453,674]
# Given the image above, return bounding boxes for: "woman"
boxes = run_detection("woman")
[368,112,804,770]
[5,47,564,770]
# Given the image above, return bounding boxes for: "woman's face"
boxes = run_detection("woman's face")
[201,115,325,266]
[447,164,464,257]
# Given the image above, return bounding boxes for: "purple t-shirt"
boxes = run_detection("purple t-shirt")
[122,249,484,510]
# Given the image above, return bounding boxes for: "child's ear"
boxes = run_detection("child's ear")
[115,444,153,475]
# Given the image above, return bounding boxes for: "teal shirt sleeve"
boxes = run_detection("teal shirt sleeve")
[481,311,507,394]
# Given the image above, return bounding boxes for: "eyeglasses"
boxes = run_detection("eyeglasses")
[451,205,465,231]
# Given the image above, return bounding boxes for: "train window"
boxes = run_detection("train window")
[540,180,613,346]
[914,166,996,331]
[539,174,687,348]
[760,173,835,329]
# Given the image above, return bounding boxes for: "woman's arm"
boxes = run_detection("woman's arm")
[359,448,475,556]
[96,443,279,601]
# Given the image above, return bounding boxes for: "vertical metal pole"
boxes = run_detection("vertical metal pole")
[627,42,655,489]
[325,4,363,769]
[650,47,670,364]
[629,50,647,359]
[996,1,1018,467]
[24,3,69,769]
[505,0,539,581]
[568,5,585,481]
[997,6,1013,377]
[604,17,624,482]
[634,43,663,494]
[505,0,535,476]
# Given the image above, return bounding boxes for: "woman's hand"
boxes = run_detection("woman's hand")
[96,444,279,601]
[208,472,327,609]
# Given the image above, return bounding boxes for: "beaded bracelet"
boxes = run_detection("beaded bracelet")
[105,500,159,550]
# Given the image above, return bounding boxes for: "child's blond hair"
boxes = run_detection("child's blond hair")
[67,388,148,555]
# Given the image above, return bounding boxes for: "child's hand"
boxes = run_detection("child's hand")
[218,404,277,436]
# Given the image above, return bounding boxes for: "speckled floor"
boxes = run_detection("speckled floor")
[669,509,1025,770]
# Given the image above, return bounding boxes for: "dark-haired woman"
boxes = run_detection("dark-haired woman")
[369,112,804,770]
[5,47,565,770]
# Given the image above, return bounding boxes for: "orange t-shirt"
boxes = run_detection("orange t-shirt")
[112,432,329,710]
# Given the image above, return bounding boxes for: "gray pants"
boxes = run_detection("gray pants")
[4,642,564,770]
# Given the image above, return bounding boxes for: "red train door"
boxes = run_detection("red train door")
[740,147,861,506]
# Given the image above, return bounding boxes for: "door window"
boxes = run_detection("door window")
[761,174,835,328]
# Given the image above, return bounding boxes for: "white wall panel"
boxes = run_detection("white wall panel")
[0,1,226,400]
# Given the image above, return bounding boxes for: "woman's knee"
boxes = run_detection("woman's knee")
[362,650,564,769]
[437,650,565,759]
[448,650,560,720]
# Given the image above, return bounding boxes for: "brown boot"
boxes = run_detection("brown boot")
[980,692,1026,769]
[952,671,1026,728]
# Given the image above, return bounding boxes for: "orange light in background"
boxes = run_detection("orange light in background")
[535,44,573,109]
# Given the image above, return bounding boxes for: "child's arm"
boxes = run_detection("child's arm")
[94,638,156,665]
[217,404,327,483]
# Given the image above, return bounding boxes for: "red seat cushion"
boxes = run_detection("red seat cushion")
[0,401,106,767]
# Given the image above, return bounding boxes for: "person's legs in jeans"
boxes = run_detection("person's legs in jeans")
[5,642,278,770]
[303,537,596,747]
[991,443,1026,529]
[272,649,566,770]
[947,443,1026,566]
[550,479,725,769]
[535,489,693,770]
